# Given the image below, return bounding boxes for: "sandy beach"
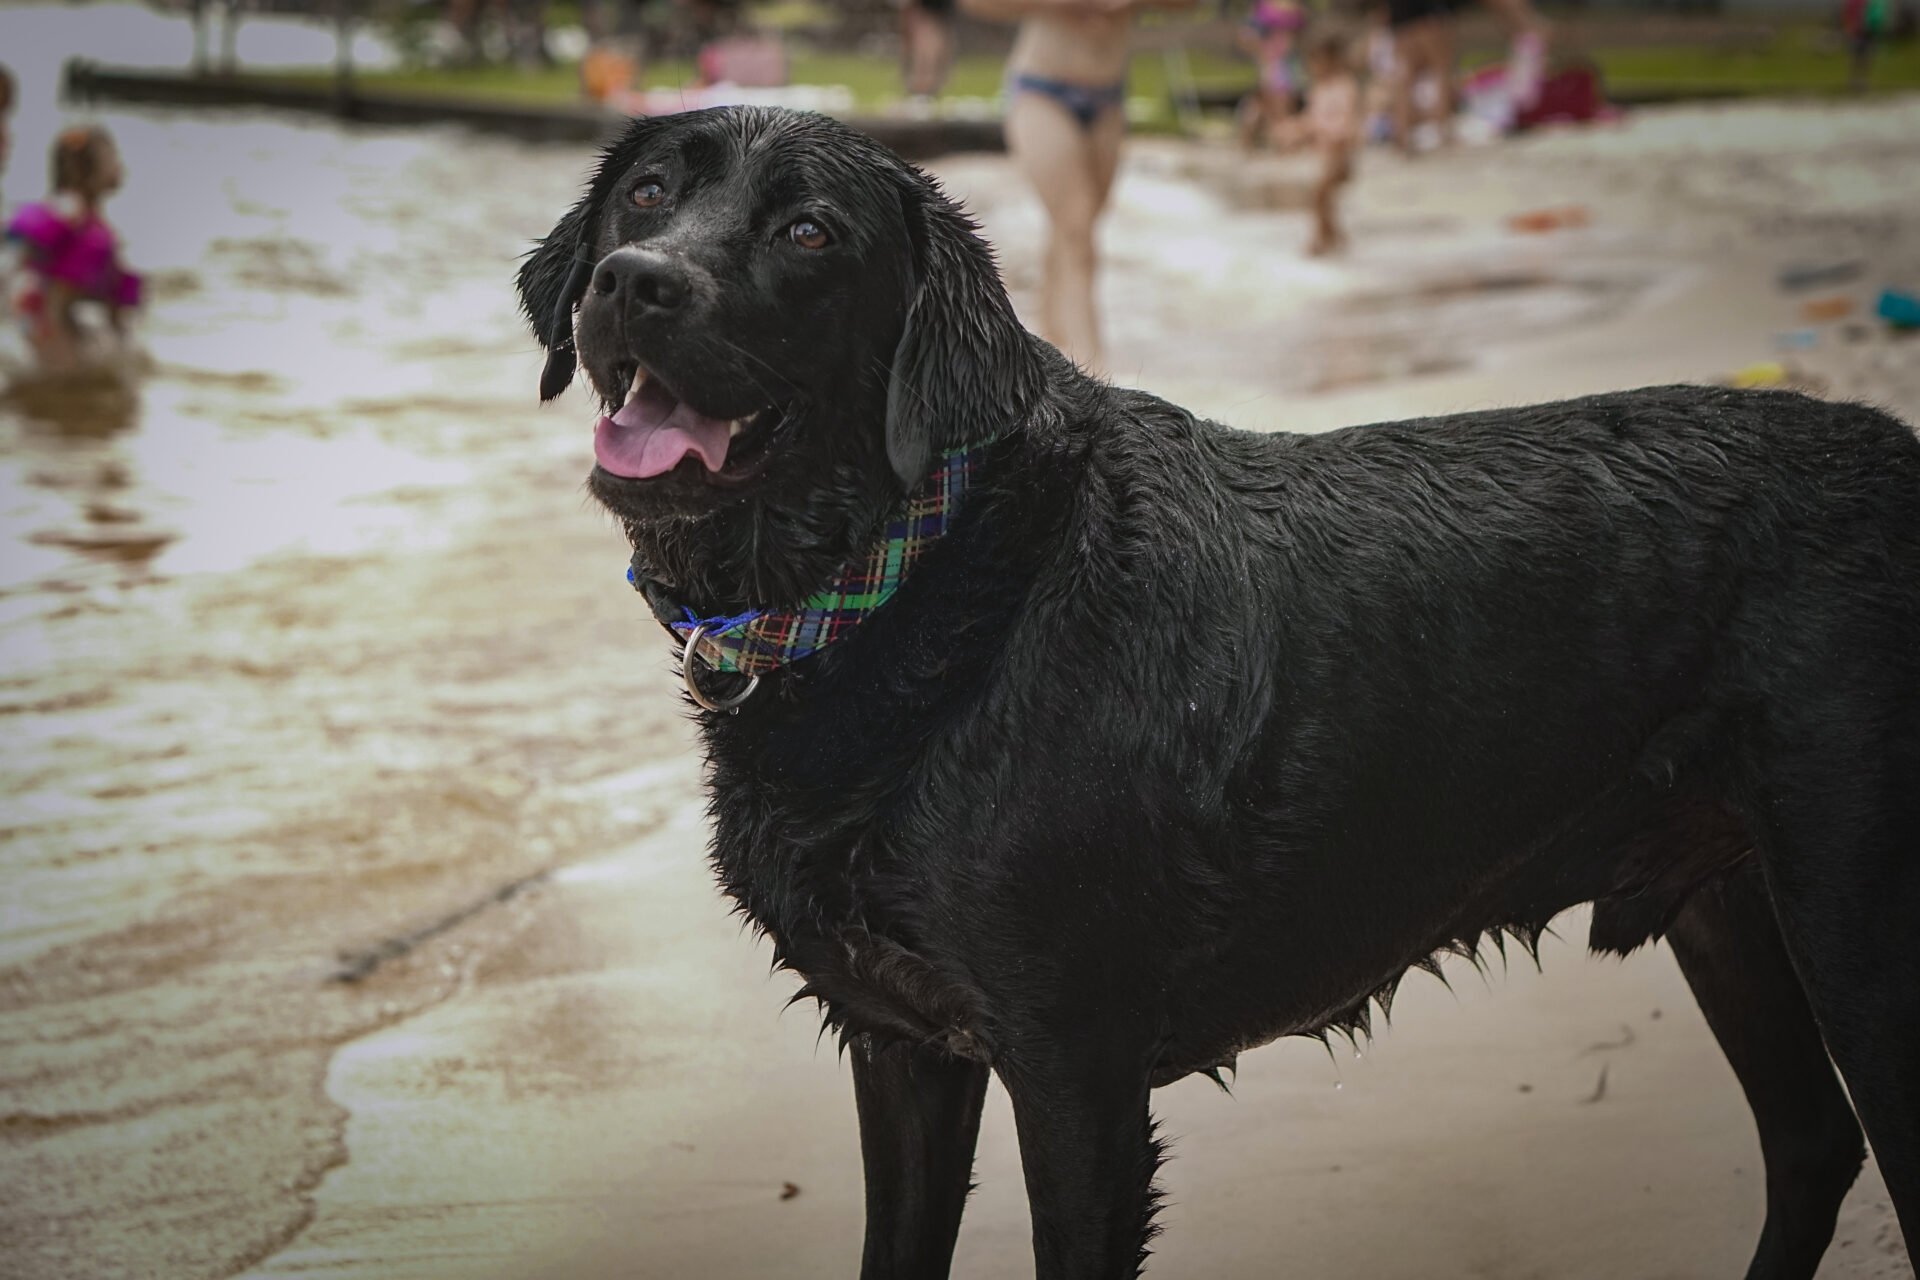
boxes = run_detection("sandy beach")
[1,37,1915,1278]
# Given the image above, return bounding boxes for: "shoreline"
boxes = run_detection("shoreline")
[61,61,1010,157]
[65,60,1920,158]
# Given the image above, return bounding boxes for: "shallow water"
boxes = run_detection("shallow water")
[0,118,591,600]
[0,13,666,1275]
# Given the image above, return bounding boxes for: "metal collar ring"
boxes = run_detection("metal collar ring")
[680,622,760,713]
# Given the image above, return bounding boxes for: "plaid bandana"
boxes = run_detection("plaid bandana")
[629,446,984,678]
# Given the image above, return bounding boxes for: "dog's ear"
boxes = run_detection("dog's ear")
[886,174,1046,489]
[518,194,598,403]
[518,117,668,402]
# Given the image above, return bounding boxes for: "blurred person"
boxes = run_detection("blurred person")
[1480,0,1547,111]
[1842,0,1891,91]
[582,0,634,42]
[448,0,553,67]
[961,0,1195,373]
[1291,30,1362,255]
[900,0,957,102]
[1235,0,1305,150]
[1385,0,1457,152]
[580,40,641,103]
[1361,6,1398,141]
[448,0,489,64]
[5,126,142,373]
[680,0,745,52]
[507,0,556,67]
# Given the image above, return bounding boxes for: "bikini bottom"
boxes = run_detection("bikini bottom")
[1010,72,1126,130]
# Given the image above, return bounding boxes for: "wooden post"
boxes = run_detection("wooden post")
[217,0,240,77]
[190,0,209,76]
[333,0,355,111]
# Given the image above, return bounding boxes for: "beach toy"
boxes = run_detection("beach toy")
[1799,295,1854,322]
[1777,261,1862,291]
[1507,205,1589,234]
[1775,329,1818,350]
[1876,288,1920,330]
[1729,362,1789,389]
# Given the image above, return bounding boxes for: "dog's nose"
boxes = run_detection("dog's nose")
[592,248,690,314]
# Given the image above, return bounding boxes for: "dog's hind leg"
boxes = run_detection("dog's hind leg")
[997,1052,1161,1280]
[1667,860,1866,1280]
[851,1036,990,1280]
[1740,701,1920,1257]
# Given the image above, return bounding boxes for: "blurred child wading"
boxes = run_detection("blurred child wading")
[6,125,143,375]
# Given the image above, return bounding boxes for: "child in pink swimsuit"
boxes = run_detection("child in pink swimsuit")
[7,126,142,372]
[1236,0,1306,149]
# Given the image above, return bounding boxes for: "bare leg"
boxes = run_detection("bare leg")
[29,283,82,373]
[1237,93,1262,149]
[1425,16,1458,146]
[1307,144,1351,256]
[1391,17,1457,151]
[1006,89,1124,373]
[1248,89,1294,150]
[902,4,954,98]
[1387,22,1420,152]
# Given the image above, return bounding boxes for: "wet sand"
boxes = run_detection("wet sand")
[3,81,1917,1280]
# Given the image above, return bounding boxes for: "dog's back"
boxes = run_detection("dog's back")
[991,381,1920,1061]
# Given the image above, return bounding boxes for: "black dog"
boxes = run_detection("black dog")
[519,107,1919,1279]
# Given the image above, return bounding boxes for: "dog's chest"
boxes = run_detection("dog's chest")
[705,762,998,1059]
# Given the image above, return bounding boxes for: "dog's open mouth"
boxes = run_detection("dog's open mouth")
[594,365,787,483]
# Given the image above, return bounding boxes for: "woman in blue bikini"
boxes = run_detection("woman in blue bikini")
[963,0,1190,373]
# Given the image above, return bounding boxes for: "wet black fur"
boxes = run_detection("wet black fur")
[521,107,1920,1280]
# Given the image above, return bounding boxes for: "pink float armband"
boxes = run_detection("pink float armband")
[6,201,143,308]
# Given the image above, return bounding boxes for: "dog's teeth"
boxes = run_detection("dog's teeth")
[729,419,745,439]
[625,366,647,403]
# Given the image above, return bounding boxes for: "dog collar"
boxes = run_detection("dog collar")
[629,445,985,700]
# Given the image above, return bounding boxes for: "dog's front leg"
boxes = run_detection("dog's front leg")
[851,1034,990,1280]
[999,1053,1160,1280]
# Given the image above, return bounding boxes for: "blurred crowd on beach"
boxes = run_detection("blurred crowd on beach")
[8,0,1917,378]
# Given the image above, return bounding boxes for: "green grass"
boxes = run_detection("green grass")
[261,26,1918,120]
[283,62,584,104]
[1473,24,1920,96]
[282,47,1252,115]
[1594,34,1920,96]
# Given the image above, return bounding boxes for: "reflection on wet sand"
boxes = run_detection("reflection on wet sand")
[4,358,162,561]
[0,94,652,1276]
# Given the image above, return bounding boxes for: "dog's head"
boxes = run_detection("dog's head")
[518,108,1044,601]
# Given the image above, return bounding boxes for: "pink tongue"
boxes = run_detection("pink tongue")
[594,377,733,479]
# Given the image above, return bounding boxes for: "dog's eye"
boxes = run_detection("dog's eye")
[632,181,666,208]
[789,219,830,250]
